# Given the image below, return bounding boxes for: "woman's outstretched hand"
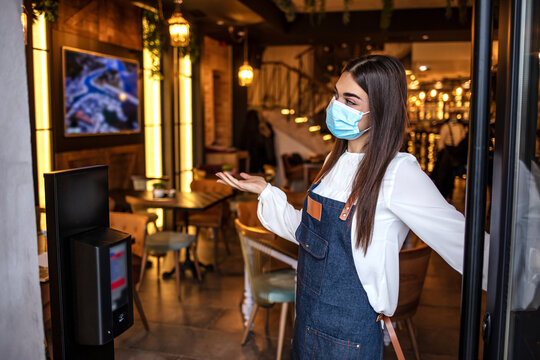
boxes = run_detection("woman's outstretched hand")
[215,172,267,195]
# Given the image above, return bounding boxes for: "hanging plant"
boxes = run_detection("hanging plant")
[143,10,164,78]
[380,0,393,30]
[445,0,469,24]
[273,0,296,22]
[178,30,200,64]
[343,0,353,25]
[31,0,59,22]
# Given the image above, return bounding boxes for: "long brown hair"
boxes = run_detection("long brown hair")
[313,55,409,254]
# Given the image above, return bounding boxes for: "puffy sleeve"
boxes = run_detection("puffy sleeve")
[387,155,489,290]
[257,183,302,244]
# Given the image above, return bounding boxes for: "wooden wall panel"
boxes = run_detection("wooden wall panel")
[55,144,145,190]
[54,0,142,51]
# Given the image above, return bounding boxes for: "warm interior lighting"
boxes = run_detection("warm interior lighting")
[21,9,27,45]
[33,14,52,227]
[281,108,295,115]
[169,0,190,47]
[411,96,417,102]
[456,87,463,96]
[295,116,308,123]
[179,55,193,192]
[430,89,438,97]
[410,75,416,81]
[322,134,332,141]
[405,69,412,75]
[419,92,426,100]
[418,65,429,71]
[442,93,449,102]
[238,28,254,86]
[238,63,254,87]
[309,125,321,132]
[143,35,164,227]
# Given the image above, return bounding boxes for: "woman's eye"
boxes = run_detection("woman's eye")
[345,98,355,105]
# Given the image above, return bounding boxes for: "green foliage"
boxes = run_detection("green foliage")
[32,0,59,22]
[380,0,393,30]
[274,0,296,22]
[143,10,163,78]
[445,0,469,24]
[178,31,200,64]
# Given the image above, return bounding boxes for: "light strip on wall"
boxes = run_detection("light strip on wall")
[179,55,193,192]
[143,44,163,227]
[32,14,52,219]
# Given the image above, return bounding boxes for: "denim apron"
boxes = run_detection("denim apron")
[291,183,383,359]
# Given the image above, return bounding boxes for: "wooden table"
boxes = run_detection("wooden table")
[129,190,234,276]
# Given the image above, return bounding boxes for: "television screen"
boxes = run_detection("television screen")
[63,47,140,136]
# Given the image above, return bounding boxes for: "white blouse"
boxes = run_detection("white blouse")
[257,151,489,316]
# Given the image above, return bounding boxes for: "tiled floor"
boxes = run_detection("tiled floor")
[115,178,485,359]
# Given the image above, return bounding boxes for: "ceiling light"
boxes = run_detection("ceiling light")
[238,28,253,87]
[322,134,333,141]
[295,117,308,124]
[168,0,190,47]
[405,69,412,75]
[422,34,429,40]
[418,65,429,72]
[456,87,463,95]
[434,81,443,89]
[419,92,426,100]
[309,125,321,132]
[442,93,449,102]
[430,89,438,97]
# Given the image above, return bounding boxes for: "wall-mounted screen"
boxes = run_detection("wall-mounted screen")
[63,47,140,136]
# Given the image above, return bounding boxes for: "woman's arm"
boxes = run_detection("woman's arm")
[215,172,301,243]
[257,184,302,244]
[387,156,489,289]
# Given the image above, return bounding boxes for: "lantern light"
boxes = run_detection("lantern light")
[238,28,253,86]
[169,0,190,47]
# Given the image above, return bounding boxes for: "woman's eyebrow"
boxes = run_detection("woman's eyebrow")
[343,92,361,99]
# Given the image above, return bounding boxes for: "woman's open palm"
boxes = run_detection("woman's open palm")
[215,172,267,194]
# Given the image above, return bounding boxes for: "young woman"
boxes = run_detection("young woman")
[217,55,487,359]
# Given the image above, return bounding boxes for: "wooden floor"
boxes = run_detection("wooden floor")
[115,177,485,359]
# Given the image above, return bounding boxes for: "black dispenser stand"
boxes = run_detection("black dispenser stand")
[45,165,131,359]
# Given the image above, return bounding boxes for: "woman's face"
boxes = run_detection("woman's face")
[334,71,370,133]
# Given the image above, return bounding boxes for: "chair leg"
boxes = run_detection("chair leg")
[156,255,161,282]
[137,250,148,292]
[276,302,289,360]
[220,227,231,255]
[191,242,202,282]
[406,317,421,360]
[133,290,149,331]
[211,227,220,272]
[242,303,259,345]
[174,250,182,300]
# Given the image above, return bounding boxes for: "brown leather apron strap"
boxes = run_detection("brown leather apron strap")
[339,197,355,221]
[383,316,405,360]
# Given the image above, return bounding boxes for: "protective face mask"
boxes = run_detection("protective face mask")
[326,98,370,140]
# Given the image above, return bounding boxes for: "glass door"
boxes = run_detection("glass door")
[484,0,540,358]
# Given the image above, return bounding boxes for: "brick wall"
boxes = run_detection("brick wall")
[201,36,233,147]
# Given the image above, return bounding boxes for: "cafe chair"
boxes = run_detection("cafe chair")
[391,242,432,360]
[281,153,304,189]
[109,212,150,331]
[176,179,233,271]
[141,229,200,300]
[235,218,296,360]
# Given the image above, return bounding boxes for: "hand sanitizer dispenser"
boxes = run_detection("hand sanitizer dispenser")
[71,227,134,345]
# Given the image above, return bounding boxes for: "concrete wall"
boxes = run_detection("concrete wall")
[0,1,45,359]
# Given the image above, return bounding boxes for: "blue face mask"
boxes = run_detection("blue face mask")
[326,98,370,140]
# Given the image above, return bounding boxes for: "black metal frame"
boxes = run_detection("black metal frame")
[483,0,534,358]
[458,0,493,357]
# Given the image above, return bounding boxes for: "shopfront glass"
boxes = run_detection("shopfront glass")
[504,0,540,357]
